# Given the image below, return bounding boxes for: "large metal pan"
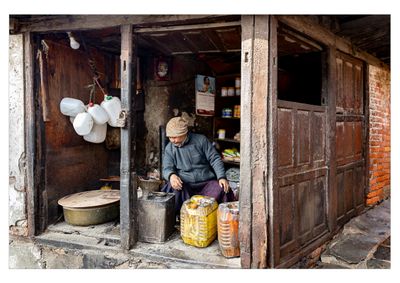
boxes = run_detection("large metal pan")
[58,190,120,226]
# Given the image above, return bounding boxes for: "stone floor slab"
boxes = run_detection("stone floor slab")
[366,258,390,269]
[329,235,377,263]
[373,245,390,261]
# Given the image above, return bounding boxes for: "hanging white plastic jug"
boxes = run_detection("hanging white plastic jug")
[73,112,93,136]
[87,102,109,125]
[83,122,107,143]
[101,95,121,127]
[60,97,86,117]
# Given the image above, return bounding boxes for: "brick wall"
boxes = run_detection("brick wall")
[367,65,390,206]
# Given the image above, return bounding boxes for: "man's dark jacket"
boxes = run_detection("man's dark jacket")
[162,133,226,183]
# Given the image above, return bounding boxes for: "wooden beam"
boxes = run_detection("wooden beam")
[268,15,279,268]
[120,24,138,250]
[363,64,370,208]
[135,21,241,33]
[239,15,254,269]
[239,15,270,269]
[276,15,389,69]
[24,32,36,237]
[12,15,237,33]
[326,46,338,233]
[250,15,269,269]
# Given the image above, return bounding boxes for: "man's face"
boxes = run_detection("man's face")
[169,134,187,147]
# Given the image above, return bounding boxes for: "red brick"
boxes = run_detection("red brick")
[376,175,389,182]
[366,196,380,206]
[370,183,384,191]
[367,189,383,198]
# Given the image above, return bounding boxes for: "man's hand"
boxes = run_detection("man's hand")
[170,174,183,190]
[219,178,230,193]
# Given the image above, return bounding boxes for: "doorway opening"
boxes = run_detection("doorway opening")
[34,19,242,267]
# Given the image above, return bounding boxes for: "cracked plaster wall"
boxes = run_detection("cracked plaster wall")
[9,34,27,236]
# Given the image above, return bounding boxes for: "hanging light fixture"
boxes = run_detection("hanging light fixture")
[67,32,80,50]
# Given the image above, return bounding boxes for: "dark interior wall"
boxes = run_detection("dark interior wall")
[138,54,213,175]
[43,41,111,223]
[278,52,322,105]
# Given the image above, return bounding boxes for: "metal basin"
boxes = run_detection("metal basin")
[58,190,120,226]
[62,203,119,226]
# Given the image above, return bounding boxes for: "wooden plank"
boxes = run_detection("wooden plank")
[239,15,254,269]
[275,231,331,268]
[119,24,137,250]
[204,29,227,52]
[24,32,36,237]
[250,15,269,269]
[268,15,279,267]
[277,99,326,113]
[363,65,370,208]
[276,16,389,69]
[326,46,337,233]
[37,48,50,122]
[135,21,241,33]
[13,15,238,33]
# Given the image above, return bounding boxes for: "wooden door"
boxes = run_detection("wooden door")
[273,100,330,267]
[335,52,365,226]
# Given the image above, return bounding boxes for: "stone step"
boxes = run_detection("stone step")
[320,199,390,269]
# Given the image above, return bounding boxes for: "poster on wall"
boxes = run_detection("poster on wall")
[195,75,215,116]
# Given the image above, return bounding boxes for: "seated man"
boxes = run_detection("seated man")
[161,116,234,216]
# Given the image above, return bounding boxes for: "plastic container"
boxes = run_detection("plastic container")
[218,129,226,139]
[83,122,107,143]
[227,87,235,97]
[180,195,218,248]
[221,87,228,97]
[217,201,240,257]
[73,112,93,136]
[101,95,121,127]
[235,77,241,88]
[235,87,241,96]
[222,108,232,118]
[60,97,86,117]
[87,103,109,125]
[233,105,241,118]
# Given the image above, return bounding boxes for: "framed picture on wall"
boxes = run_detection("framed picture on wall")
[154,57,171,81]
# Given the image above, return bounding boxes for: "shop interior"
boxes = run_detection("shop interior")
[36,21,241,264]
[35,19,324,263]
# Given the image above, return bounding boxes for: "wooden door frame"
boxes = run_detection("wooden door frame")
[267,15,279,268]
[239,15,270,268]
[24,31,38,237]
[120,24,139,250]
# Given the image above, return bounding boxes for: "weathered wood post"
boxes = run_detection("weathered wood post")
[239,15,270,268]
[327,46,338,233]
[120,24,138,250]
[24,31,36,237]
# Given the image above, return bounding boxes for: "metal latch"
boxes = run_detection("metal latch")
[116,110,128,128]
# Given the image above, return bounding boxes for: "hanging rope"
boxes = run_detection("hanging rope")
[78,32,108,103]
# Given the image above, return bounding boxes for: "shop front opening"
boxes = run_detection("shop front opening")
[34,19,242,267]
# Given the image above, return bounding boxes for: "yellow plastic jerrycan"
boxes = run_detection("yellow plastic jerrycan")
[180,195,218,247]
